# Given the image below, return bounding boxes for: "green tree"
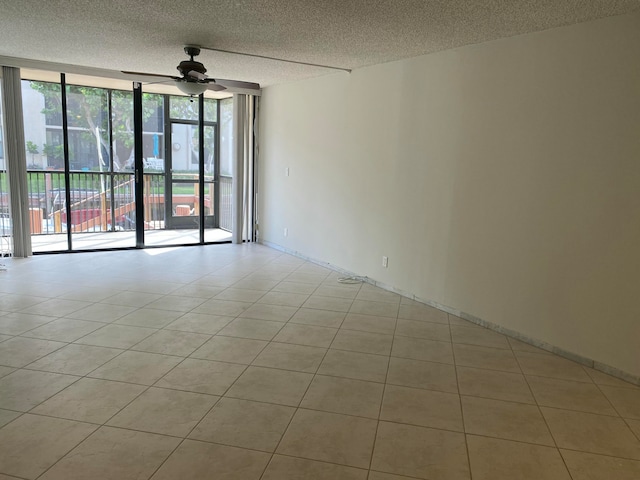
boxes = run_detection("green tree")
[26,141,39,155]
[30,81,218,172]
[42,143,64,166]
[26,140,39,167]
[30,82,161,170]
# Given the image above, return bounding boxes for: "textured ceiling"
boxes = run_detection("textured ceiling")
[0,0,638,88]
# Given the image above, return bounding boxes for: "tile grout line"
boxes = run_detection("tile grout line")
[257,274,362,479]
[366,298,398,474]
[124,262,275,479]
[32,420,102,480]
[448,312,474,480]
[585,365,640,443]
[6,283,241,479]
[21,327,193,450]
[3,249,639,478]
[254,260,330,480]
[167,309,274,478]
[510,340,577,480]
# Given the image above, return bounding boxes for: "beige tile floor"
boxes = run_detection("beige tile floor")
[0,244,639,479]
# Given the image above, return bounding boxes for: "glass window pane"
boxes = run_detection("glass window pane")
[142,93,165,172]
[113,174,136,231]
[111,90,134,172]
[219,98,233,176]
[171,124,199,178]
[23,80,64,170]
[65,86,110,172]
[67,172,107,231]
[22,79,69,250]
[204,98,217,122]
[204,125,215,179]
[142,174,165,230]
[203,182,215,216]
[170,183,214,221]
[218,98,233,231]
[169,95,198,121]
[172,182,200,217]
[28,171,67,249]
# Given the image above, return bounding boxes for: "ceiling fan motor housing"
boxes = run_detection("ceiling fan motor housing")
[178,46,207,79]
[178,60,207,77]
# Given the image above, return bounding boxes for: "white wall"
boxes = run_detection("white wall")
[258,12,640,379]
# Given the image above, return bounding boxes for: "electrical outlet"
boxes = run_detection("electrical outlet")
[284,227,288,237]
[285,167,290,177]
[382,256,388,268]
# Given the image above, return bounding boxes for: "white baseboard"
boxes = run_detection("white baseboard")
[262,240,640,386]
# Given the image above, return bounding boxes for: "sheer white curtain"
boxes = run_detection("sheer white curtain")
[1,66,31,257]
[231,94,257,243]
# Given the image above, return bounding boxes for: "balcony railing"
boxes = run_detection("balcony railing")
[26,171,144,234]
[219,175,232,231]
[22,170,233,234]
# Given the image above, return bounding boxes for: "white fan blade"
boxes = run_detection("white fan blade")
[187,70,208,81]
[214,78,260,91]
[207,83,227,92]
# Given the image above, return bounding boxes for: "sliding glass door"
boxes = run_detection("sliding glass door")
[66,85,137,250]
[22,79,70,251]
[10,71,240,253]
[166,123,216,228]
[143,94,220,246]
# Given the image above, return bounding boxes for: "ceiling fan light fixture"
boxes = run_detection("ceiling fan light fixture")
[175,80,208,96]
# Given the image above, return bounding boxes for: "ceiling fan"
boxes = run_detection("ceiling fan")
[121,45,261,96]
